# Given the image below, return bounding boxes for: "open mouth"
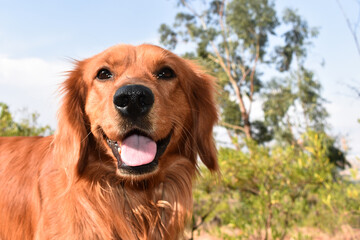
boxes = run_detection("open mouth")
[104,129,172,175]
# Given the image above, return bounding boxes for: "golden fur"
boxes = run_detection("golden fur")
[0,44,218,239]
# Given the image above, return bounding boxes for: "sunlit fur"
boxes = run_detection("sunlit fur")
[0,44,218,239]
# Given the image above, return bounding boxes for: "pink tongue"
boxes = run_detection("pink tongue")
[120,134,157,167]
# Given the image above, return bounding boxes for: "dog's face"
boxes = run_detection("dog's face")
[62,44,218,179]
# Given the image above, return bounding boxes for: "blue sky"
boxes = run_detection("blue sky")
[0,0,359,160]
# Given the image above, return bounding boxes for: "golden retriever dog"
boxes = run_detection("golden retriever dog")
[0,44,218,240]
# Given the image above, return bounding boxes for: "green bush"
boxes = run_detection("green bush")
[192,130,360,239]
[0,102,52,136]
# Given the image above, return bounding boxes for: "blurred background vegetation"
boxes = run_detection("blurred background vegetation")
[159,0,360,239]
[0,103,52,137]
[1,0,360,239]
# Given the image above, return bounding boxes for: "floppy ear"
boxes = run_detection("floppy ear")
[54,60,89,176]
[184,61,219,171]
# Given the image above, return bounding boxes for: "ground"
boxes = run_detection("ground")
[192,225,360,240]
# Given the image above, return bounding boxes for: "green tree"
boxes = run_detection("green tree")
[159,1,355,239]
[193,132,360,239]
[159,0,347,165]
[159,1,329,147]
[262,9,349,168]
[0,102,52,136]
[265,9,327,139]
[160,0,279,142]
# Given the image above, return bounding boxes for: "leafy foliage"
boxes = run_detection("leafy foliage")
[159,1,330,147]
[159,2,356,238]
[0,102,52,136]
[275,8,319,72]
[262,67,329,144]
[192,131,360,239]
[160,0,280,139]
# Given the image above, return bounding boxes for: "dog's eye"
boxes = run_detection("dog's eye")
[96,68,113,80]
[155,67,176,80]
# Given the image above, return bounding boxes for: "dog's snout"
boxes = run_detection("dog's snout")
[113,84,154,119]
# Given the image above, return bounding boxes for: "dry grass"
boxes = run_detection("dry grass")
[190,225,360,240]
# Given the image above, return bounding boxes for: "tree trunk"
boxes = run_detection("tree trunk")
[242,112,252,139]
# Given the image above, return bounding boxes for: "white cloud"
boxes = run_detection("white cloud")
[0,56,72,127]
[0,55,69,86]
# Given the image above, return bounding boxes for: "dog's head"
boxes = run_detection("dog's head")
[57,44,218,180]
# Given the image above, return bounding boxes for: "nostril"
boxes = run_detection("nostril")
[117,96,130,108]
[139,94,153,106]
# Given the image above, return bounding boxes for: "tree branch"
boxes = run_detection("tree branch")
[219,0,238,80]
[182,0,252,138]
[336,0,360,57]
[248,37,260,116]
[219,121,245,132]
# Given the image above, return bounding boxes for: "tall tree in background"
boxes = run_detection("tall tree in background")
[160,0,279,143]
[159,0,326,148]
[263,8,328,144]
[158,2,356,238]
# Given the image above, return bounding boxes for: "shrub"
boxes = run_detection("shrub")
[191,130,360,239]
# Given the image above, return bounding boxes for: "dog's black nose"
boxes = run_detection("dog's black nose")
[113,84,154,119]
